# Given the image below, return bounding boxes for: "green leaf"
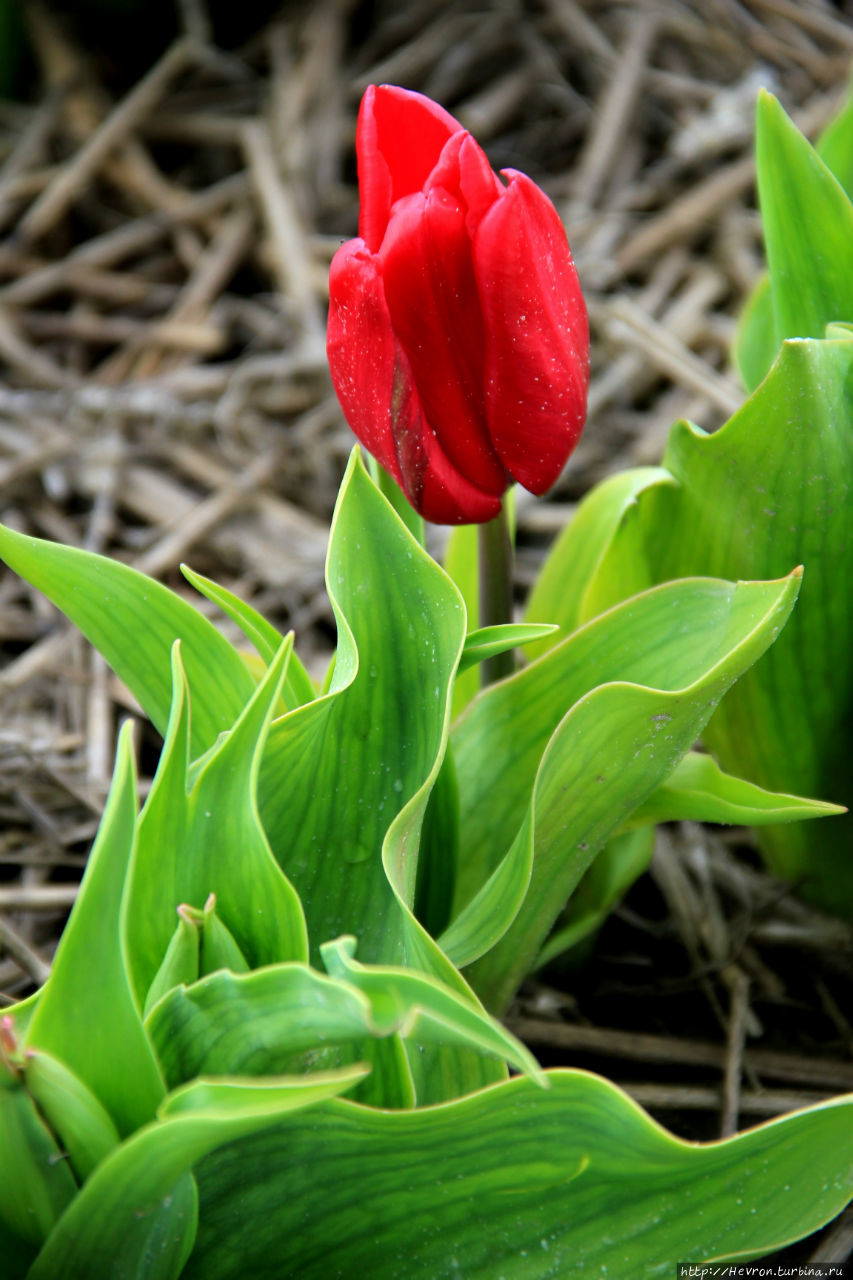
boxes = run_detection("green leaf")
[816,71,853,198]
[756,90,853,346]
[453,573,801,923]
[524,467,674,651]
[461,573,801,1011]
[414,746,459,938]
[735,82,853,391]
[25,724,165,1136]
[181,565,315,710]
[0,1079,77,1258]
[27,1069,366,1280]
[655,337,853,910]
[536,827,656,968]
[458,623,557,673]
[23,1049,121,1184]
[623,750,846,831]
[0,528,256,757]
[256,450,466,968]
[732,273,777,393]
[126,641,307,1011]
[148,946,540,1105]
[443,523,480,716]
[186,1073,853,1278]
[321,937,542,1084]
[584,336,853,913]
[147,964,379,1088]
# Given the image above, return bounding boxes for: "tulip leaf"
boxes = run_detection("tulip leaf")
[0,528,256,758]
[444,522,480,716]
[524,466,674,653]
[622,750,846,832]
[815,71,853,199]
[24,724,165,1136]
[458,622,557,673]
[26,1069,367,1280]
[536,827,656,968]
[125,640,307,1012]
[23,1049,122,1184]
[462,573,800,1011]
[180,564,315,709]
[322,937,542,1084]
[453,572,800,923]
[186,1073,853,1279]
[735,91,853,390]
[732,272,777,393]
[757,91,853,347]
[607,336,853,912]
[256,450,465,969]
[0,1082,77,1261]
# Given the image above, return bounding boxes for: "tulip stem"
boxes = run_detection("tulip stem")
[478,503,514,686]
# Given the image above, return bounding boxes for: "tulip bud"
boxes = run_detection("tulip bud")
[327,84,589,525]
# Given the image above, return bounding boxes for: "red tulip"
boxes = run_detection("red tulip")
[327,84,589,525]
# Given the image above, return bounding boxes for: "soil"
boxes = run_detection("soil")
[1,0,852,1268]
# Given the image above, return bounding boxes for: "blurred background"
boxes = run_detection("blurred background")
[0,0,852,1262]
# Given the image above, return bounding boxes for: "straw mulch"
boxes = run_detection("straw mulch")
[1,0,852,1264]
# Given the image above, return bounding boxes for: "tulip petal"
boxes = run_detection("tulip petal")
[357,85,461,253]
[380,189,509,496]
[327,238,499,524]
[475,171,589,494]
[415,437,503,525]
[326,238,413,489]
[426,132,503,235]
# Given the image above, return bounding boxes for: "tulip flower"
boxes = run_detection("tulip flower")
[327,84,590,525]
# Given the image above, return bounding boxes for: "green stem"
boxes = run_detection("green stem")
[478,502,514,687]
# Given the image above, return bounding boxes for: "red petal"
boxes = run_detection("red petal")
[357,85,461,252]
[326,238,411,488]
[327,238,500,523]
[379,188,508,495]
[416,440,503,524]
[475,172,589,494]
[425,132,503,235]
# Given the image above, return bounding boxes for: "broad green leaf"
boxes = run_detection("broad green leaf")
[585,337,853,912]
[256,450,465,968]
[537,827,656,967]
[321,937,542,1083]
[181,564,315,709]
[186,1073,853,1279]
[658,338,852,909]
[126,641,307,1010]
[453,573,800,920]
[27,1068,366,1280]
[524,467,674,654]
[462,573,800,1012]
[458,623,557,673]
[367,454,426,546]
[623,750,846,831]
[251,453,499,1100]
[148,947,540,1102]
[0,528,256,757]
[25,724,164,1136]
[756,90,853,347]
[147,965,378,1087]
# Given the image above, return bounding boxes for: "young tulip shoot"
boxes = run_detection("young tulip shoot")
[327,84,590,524]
